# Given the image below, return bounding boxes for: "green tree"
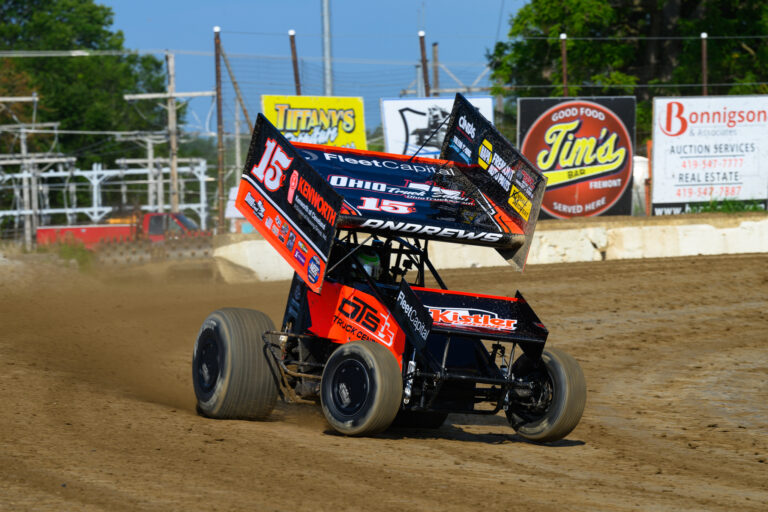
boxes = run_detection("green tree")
[488,0,768,147]
[0,0,169,162]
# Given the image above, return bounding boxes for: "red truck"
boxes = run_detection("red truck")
[36,212,208,249]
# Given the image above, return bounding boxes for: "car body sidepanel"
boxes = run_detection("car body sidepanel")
[306,281,407,366]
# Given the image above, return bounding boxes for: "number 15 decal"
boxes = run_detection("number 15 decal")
[251,138,293,192]
[358,197,415,214]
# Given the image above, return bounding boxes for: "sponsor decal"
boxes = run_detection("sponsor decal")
[295,176,338,226]
[293,248,306,266]
[508,185,532,221]
[394,286,430,347]
[307,255,321,284]
[427,307,518,331]
[250,138,293,192]
[244,192,265,219]
[448,134,472,163]
[265,217,273,229]
[458,115,476,140]
[360,218,503,243]
[286,231,296,251]
[336,295,396,346]
[322,151,439,174]
[297,240,308,253]
[477,138,518,193]
[328,175,474,205]
[287,170,299,203]
[521,100,632,218]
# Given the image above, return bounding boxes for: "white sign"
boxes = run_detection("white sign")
[652,96,768,214]
[381,97,494,158]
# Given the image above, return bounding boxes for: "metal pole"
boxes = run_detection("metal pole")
[701,32,708,96]
[146,137,155,210]
[432,42,439,96]
[560,33,568,97]
[289,30,302,95]
[419,31,431,97]
[20,128,32,250]
[416,64,425,97]
[321,0,333,95]
[234,100,242,172]
[30,162,39,232]
[166,51,180,213]
[214,26,226,232]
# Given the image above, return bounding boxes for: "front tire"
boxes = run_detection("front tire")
[193,308,278,420]
[320,341,403,436]
[506,347,586,442]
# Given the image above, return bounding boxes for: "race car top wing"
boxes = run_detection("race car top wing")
[236,114,343,294]
[440,93,547,271]
[291,143,522,248]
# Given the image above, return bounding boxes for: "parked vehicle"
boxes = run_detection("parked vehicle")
[192,94,586,440]
[37,212,211,264]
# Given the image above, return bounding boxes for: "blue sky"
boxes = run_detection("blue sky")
[102,0,525,132]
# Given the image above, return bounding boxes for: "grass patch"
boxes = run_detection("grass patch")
[688,199,766,214]
[45,243,94,270]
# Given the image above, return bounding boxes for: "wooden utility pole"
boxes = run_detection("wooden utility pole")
[560,33,568,97]
[419,31,431,97]
[123,56,213,213]
[701,32,708,96]
[166,51,179,212]
[432,42,439,96]
[289,30,302,95]
[215,26,226,232]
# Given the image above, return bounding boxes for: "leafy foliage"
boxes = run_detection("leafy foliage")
[488,0,768,148]
[0,0,169,162]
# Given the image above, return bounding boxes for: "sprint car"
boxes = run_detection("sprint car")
[192,94,586,440]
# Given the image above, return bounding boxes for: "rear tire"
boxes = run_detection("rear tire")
[506,347,586,443]
[193,308,278,420]
[320,341,403,436]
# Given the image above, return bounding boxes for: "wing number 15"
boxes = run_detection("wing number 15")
[358,197,415,214]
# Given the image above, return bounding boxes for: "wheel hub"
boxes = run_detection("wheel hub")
[331,359,370,415]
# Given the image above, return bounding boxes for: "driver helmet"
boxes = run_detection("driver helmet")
[358,250,381,279]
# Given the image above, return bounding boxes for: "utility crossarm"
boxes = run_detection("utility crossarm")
[123,91,215,101]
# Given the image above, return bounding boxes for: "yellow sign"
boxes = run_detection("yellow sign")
[261,95,367,149]
[508,185,532,221]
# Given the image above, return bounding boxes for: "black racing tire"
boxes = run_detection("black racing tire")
[506,347,586,443]
[320,341,403,436]
[193,308,278,420]
[391,410,448,429]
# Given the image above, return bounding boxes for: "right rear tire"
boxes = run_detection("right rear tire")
[193,308,278,420]
[506,347,586,443]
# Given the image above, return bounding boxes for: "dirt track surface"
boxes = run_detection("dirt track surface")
[1,254,766,511]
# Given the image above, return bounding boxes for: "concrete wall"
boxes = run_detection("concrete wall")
[213,213,768,283]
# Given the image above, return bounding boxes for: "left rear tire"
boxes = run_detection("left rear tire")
[193,308,278,420]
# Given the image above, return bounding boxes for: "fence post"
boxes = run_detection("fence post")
[560,33,568,97]
[289,29,302,95]
[419,31,431,97]
[701,32,708,96]
[214,26,226,233]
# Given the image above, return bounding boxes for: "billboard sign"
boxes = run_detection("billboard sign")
[652,96,768,214]
[381,96,493,158]
[261,95,367,149]
[518,97,635,219]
